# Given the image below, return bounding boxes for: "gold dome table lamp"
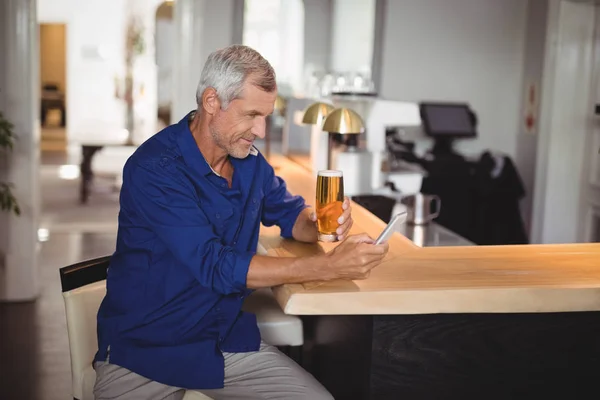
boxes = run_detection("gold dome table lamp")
[321,107,371,196]
[321,107,365,169]
[302,102,334,175]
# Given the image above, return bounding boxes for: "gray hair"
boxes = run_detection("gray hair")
[196,45,276,109]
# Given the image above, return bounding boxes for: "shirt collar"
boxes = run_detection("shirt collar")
[176,111,259,176]
[176,111,213,176]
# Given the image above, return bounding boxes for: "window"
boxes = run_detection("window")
[243,0,304,96]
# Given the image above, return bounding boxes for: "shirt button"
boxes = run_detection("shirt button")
[252,198,257,204]
[216,213,220,219]
[233,241,237,245]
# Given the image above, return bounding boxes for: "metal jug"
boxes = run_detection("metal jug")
[401,193,441,225]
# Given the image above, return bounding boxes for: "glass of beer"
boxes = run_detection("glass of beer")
[316,170,344,242]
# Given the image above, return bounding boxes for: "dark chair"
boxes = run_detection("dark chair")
[59,256,110,400]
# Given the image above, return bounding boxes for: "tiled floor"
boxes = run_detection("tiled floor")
[0,232,118,400]
[40,126,67,152]
[1,155,120,400]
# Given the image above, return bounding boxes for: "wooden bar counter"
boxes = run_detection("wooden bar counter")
[259,156,600,400]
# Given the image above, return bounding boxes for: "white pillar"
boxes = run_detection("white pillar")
[0,0,40,301]
[172,0,206,120]
[310,125,329,176]
[171,0,243,121]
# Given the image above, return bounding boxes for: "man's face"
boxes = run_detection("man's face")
[209,80,276,159]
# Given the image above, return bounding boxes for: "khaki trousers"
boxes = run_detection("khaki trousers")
[93,342,333,400]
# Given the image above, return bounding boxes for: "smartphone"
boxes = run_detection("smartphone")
[375,212,407,245]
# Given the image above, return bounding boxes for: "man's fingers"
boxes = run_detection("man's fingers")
[337,219,353,240]
[359,241,389,255]
[342,196,350,210]
[337,207,351,224]
[347,233,375,244]
[336,216,352,234]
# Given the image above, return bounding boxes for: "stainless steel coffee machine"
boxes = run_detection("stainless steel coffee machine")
[298,97,439,196]
[311,98,428,196]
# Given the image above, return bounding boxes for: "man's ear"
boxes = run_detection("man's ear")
[202,87,221,115]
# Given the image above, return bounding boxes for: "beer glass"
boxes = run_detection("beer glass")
[316,170,344,242]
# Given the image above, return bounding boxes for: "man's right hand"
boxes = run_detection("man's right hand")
[322,233,389,281]
[247,233,390,288]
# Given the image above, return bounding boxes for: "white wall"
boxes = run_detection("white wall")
[379,0,528,158]
[38,0,162,146]
[330,0,375,76]
[38,0,126,134]
[38,0,245,147]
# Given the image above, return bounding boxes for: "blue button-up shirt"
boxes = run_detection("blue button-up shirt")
[94,112,306,389]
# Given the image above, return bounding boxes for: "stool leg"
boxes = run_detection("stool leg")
[79,145,102,204]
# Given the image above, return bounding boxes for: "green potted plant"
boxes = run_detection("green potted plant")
[0,110,20,215]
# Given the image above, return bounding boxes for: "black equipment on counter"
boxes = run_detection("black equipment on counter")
[351,194,397,224]
[385,127,423,166]
[380,103,527,245]
[419,102,478,158]
[420,102,477,138]
[421,151,529,246]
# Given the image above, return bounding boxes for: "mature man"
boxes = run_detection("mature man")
[93,45,389,399]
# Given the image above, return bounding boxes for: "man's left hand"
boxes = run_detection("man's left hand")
[335,197,353,241]
[309,197,354,241]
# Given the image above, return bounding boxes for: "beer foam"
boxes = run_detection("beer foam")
[317,170,343,177]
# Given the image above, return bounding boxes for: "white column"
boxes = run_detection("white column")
[172,0,243,121]
[172,0,206,120]
[531,0,596,244]
[310,125,329,176]
[0,0,40,301]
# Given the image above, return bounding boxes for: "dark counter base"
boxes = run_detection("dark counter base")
[302,312,600,400]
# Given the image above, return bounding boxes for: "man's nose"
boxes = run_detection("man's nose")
[251,117,266,139]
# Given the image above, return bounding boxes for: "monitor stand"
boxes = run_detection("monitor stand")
[430,137,464,161]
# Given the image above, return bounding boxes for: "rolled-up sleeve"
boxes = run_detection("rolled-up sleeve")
[125,161,252,295]
[261,164,307,238]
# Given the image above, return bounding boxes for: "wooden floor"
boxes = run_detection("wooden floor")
[0,232,117,400]
[41,125,67,152]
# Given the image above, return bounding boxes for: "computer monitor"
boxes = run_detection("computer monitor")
[419,102,477,139]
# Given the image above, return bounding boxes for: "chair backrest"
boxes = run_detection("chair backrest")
[59,256,111,400]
